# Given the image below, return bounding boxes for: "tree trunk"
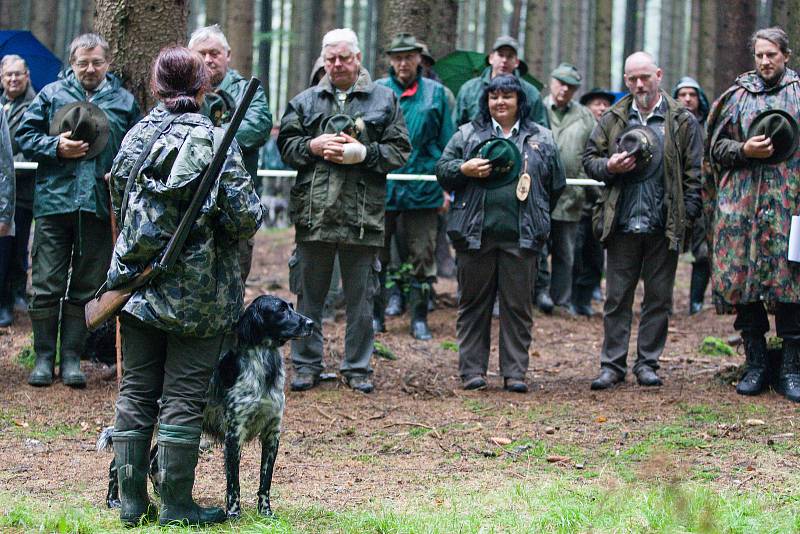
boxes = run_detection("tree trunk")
[31,0,58,52]
[257,0,272,95]
[525,0,549,83]
[771,0,800,56]
[593,0,612,89]
[697,0,717,96]
[206,0,225,25]
[483,0,502,53]
[559,0,577,64]
[0,0,26,29]
[687,0,701,82]
[80,0,95,33]
[94,0,189,111]
[287,0,305,99]
[714,0,756,95]
[225,0,254,77]
[509,0,523,39]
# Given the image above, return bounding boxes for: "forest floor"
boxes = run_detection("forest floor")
[1,227,799,533]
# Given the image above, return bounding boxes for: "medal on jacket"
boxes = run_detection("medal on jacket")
[516,152,530,201]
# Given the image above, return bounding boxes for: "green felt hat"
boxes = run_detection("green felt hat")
[386,33,423,54]
[747,108,800,164]
[205,88,237,127]
[551,62,582,86]
[470,137,522,189]
[49,101,110,160]
[321,113,358,137]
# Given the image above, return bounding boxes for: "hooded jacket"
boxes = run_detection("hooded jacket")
[582,91,703,250]
[15,69,140,219]
[278,67,410,247]
[672,76,710,125]
[455,67,549,128]
[706,68,800,311]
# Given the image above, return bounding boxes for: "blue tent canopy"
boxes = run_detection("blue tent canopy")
[0,31,61,92]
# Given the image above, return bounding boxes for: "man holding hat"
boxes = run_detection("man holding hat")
[706,27,800,402]
[455,36,548,128]
[278,28,410,394]
[16,33,139,388]
[534,63,596,315]
[375,33,454,339]
[582,51,702,390]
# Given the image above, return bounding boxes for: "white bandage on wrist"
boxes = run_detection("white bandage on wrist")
[341,143,367,164]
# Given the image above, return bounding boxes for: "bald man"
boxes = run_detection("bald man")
[582,52,703,390]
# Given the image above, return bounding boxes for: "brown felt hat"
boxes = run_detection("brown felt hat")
[49,101,110,160]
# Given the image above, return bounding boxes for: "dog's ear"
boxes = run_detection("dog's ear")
[237,297,269,346]
[217,349,240,390]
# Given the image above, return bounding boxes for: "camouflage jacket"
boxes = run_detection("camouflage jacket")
[706,69,800,312]
[200,68,272,179]
[0,110,13,229]
[15,69,140,219]
[278,67,410,247]
[106,105,264,337]
[544,96,596,222]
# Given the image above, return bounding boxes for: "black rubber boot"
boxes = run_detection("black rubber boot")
[689,260,710,315]
[409,283,432,341]
[736,334,768,396]
[113,428,158,527]
[385,287,405,316]
[778,339,800,403]
[157,424,226,527]
[28,307,59,387]
[59,303,88,388]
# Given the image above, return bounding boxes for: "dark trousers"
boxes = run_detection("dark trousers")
[600,233,678,376]
[381,209,438,281]
[114,314,225,431]
[1,206,33,306]
[734,302,800,342]
[572,214,604,306]
[290,241,378,378]
[456,241,537,380]
[0,236,11,307]
[29,212,112,316]
[549,220,579,306]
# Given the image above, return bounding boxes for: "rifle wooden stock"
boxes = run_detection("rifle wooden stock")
[84,265,154,331]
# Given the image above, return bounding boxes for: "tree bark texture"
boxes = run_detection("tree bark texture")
[697,0,717,96]
[483,0,503,54]
[94,0,189,111]
[80,0,96,33]
[31,0,58,51]
[525,0,549,83]
[257,0,271,95]
[225,0,254,76]
[205,0,224,25]
[714,0,756,96]
[0,0,26,29]
[593,0,612,89]
[771,0,800,59]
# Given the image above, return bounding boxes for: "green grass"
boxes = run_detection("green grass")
[16,334,35,369]
[2,477,799,533]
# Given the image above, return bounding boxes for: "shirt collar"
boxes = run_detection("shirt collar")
[491,117,520,139]
[630,94,664,122]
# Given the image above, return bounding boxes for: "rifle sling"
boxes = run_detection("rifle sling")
[120,114,179,227]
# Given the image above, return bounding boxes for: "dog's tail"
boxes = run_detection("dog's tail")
[96,426,114,452]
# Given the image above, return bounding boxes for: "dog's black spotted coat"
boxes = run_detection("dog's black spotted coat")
[99,295,313,519]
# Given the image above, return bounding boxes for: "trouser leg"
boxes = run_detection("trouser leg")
[549,220,579,306]
[690,258,711,305]
[533,242,550,297]
[634,234,679,373]
[9,206,33,304]
[238,237,255,284]
[600,233,643,376]
[338,244,378,377]
[497,246,536,380]
[290,242,336,376]
[456,245,498,379]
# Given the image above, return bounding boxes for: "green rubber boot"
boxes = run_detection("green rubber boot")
[113,428,158,527]
[157,424,226,527]
[27,307,59,387]
[59,303,87,388]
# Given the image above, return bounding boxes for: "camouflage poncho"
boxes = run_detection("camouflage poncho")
[706,68,800,312]
[106,105,264,337]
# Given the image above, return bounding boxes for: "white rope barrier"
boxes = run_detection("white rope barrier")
[13,162,604,187]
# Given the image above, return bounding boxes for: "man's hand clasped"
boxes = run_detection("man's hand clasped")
[57,130,89,159]
[743,134,774,159]
[606,151,637,174]
[460,157,492,178]
[310,132,366,164]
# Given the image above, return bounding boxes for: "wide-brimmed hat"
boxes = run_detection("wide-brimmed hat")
[470,137,522,189]
[205,89,237,127]
[418,41,435,65]
[485,35,528,76]
[746,108,799,164]
[615,124,660,175]
[321,113,358,137]
[551,62,582,86]
[386,33,423,55]
[49,101,110,160]
[579,87,615,106]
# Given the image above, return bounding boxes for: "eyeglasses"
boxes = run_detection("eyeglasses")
[2,71,27,79]
[73,59,107,69]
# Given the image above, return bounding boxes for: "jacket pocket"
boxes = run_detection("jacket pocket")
[591,201,604,242]
[288,249,301,295]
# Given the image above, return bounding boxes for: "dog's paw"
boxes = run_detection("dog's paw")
[226,510,242,521]
[257,505,275,518]
[106,498,121,509]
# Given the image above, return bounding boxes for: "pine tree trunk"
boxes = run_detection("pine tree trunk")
[509,0,523,39]
[206,0,225,25]
[593,0,612,89]
[94,0,189,111]
[483,0,502,53]
[225,0,254,77]
[771,0,800,56]
[714,0,756,95]
[31,0,58,51]
[524,0,549,82]
[0,0,26,29]
[287,0,305,98]
[257,0,272,94]
[697,0,716,96]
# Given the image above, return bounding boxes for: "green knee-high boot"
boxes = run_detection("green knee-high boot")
[28,306,59,386]
[60,303,87,388]
[113,428,158,527]
[157,424,226,526]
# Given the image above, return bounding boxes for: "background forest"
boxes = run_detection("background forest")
[1,0,798,114]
